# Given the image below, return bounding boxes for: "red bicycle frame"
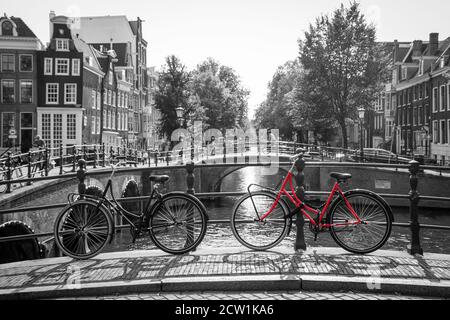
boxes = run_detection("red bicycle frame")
[259,171,362,228]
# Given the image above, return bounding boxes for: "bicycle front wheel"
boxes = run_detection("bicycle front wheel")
[149,193,207,254]
[231,191,289,251]
[327,191,392,254]
[54,200,113,259]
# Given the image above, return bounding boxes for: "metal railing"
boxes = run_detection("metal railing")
[0,157,449,257]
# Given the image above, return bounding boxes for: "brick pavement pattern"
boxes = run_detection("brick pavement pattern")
[62,290,439,300]
[1,249,450,291]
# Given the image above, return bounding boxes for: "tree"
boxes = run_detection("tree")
[190,58,249,130]
[155,55,192,138]
[254,60,302,140]
[298,2,383,148]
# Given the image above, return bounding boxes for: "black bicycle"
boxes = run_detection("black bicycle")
[54,162,209,259]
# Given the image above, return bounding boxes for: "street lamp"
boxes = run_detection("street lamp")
[358,107,365,162]
[175,105,184,126]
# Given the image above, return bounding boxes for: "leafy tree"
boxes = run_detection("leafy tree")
[155,55,194,138]
[190,58,249,130]
[254,60,302,140]
[298,2,383,148]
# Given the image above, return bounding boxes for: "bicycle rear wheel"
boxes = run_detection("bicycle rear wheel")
[327,191,392,254]
[149,193,207,254]
[54,200,112,259]
[231,191,289,251]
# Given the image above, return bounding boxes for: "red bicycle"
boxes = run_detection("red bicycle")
[230,149,393,254]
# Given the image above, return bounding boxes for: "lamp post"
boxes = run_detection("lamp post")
[175,105,184,126]
[358,107,365,162]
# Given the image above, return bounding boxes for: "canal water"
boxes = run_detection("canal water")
[111,166,450,255]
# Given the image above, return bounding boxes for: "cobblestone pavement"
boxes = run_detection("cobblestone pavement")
[61,290,441,300]
[1,249,450,290]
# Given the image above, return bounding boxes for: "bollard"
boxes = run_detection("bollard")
[293,152,307,251]
[72,146,77,172]
[166,151,170,166]
[27,151,32,186]
[154,151,158,167]
[59,144,63,175]
[44,148,49,177]
[102,143,106,167]
[407,160,423,255]
[93,145,97,169]
[186,161,195,195]
[77,159,87,198]
[6,151,12,193]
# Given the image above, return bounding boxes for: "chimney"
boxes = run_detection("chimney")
[412,40,423,57]
[393,40,399,62]
[429,33,439,56]
[49,11,56,43]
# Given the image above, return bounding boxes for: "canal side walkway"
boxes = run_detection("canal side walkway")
[0,247,449,299]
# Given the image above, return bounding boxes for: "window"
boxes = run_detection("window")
[108,90,112,105]
[72,59,80,76]
[53,114,63,149]
[20,80,32,104]
[433,87,438,112]
[433,120,439,143]
[1,80,15,103]
[112,92,116,106]
[419,83,423,100]
[1,113,15,147]
[55,58,69,75]
[97,92,101,109]
[91,90,97,109]
[440,85,446,112]
[103,110,106,128]
[401,67,407,80]
[1,54,14,72]
[413,107,417,126]
[21,113,32,128]
[67,114,76,140]
[448,84,450,111]
[440,120,448,144]
[44,58,52,75]
[41,113,51,147]
[109,72,113,85]
[440,58,445,69]
[46,83,59,104]
[1,20,14,36]
[56,39,69,51]
[418,60,424,76]
[407,107,411,125]
[425,104,429,124]
[418,106,423,125]
[18,54,33,72]
[96,116,100,134]
[91,116,96,134]
[64,84,77,104]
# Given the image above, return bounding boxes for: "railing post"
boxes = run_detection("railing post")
[166,151,170,166]
[6,151,12,193]
[77,159,87,198]
[134,150,138,167]
[102,143,106,167]
[293,151,307,251]
[93,145,97,169]
[59,144,63,175]
[27,151,32,186]
[154,150,158,167]
[83,144,87,162]
[407,160,423,255]
[72,146,77,172]
[44,147,49,177]
[186,161,195,195]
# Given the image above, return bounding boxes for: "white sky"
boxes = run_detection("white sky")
[4,0,450,118]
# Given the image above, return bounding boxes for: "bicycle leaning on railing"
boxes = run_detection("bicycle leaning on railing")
[53,162,209,259]
[230,148,394,254]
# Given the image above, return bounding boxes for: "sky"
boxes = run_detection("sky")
[4,0,450,118]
